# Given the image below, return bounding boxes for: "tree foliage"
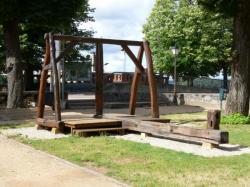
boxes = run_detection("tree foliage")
[198,0,250,116]
[0,0,94,107]
[143,0,233,81]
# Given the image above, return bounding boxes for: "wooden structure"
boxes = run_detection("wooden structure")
[121,117,228,145]
[36,33,159,133]
[36,33,228,148]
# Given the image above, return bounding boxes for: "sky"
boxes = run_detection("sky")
[80,0,155,72]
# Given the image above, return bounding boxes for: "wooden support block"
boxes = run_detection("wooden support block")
[51,128,60,134]
[141,133,149,138]
[202,142,219,149]
[35,125,44,130]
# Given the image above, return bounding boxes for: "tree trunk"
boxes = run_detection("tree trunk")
[187,77,193,88]
[225,2,250,116]
[222,63,228,90]
[3,20,23,108]
[25,64,34,91]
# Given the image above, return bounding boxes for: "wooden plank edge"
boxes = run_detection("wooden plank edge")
[36,118,64,128]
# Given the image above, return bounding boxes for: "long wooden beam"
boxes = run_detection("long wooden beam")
[49,33,61,121]
[95,42,104,116]
[53,34,143,46]
[143,41,159,118]
[121,45,144,73]
[122,119,229,144]
[37,34,50,118]
[129,46,144,115]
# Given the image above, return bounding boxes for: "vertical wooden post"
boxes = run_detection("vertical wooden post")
[129,46,144,115]
[37,34,50,118]
[95,42,104,117]
[143,41,159,118]
[49,33,61,121]
[207,110,221,130]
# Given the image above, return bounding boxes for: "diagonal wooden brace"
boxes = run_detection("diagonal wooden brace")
[121,45,145,73]
[55,40,78,63]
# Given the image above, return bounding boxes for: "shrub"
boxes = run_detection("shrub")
[221,113,250,125]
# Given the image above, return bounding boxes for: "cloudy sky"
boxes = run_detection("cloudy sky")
[81,0,155,72]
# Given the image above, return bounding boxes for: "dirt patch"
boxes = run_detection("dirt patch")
[114,158,144,165]
[85,161,109,174]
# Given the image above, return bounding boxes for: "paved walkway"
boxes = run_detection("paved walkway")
[0,135,129,187]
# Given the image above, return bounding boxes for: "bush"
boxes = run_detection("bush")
[221,113,250,125]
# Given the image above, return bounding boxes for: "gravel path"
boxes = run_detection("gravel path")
[0,135,129,187]
[1,127,69,140]
[115,134,250,157]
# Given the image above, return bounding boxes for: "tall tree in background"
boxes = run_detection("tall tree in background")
[143,0,232,87]
[0,0,93,108]
[199,0,250,116]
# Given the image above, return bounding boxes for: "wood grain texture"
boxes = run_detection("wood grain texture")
[49,33,61,121]
[122,119,228,144]
[143,41,159,118]
[95,43,104,116]
[37,34,50,118]
[128,46,144,115]
[53,35,143,46]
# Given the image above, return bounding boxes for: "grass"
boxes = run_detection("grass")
[0,121,35,130]
[4,113,250,186]
[17,135,250,187]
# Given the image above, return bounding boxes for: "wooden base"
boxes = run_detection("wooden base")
[202,142,219,149]
[35,125,44,130]
[51,128,61,134]
[141,133,149,138]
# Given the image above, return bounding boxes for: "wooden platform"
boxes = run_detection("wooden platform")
[64,118,122,129]
[36,115,229,146]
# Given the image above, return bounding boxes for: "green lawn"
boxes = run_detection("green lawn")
[0,121,35,130]
[3,113,250,187]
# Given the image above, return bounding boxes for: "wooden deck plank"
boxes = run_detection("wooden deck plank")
[64,118,122,129]
[72,127,125,133]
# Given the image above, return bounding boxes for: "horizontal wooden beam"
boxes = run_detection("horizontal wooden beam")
[53,34,143,46]
[122,119,228,144]
[141,118,171,123]
[121,45,145,73]
[36,118,64,128]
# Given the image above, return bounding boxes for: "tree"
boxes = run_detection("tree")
[198,0,250,116]
[143,0,232,87]
[0,0,93,108]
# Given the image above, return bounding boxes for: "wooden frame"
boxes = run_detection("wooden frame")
[36,33,160,123]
